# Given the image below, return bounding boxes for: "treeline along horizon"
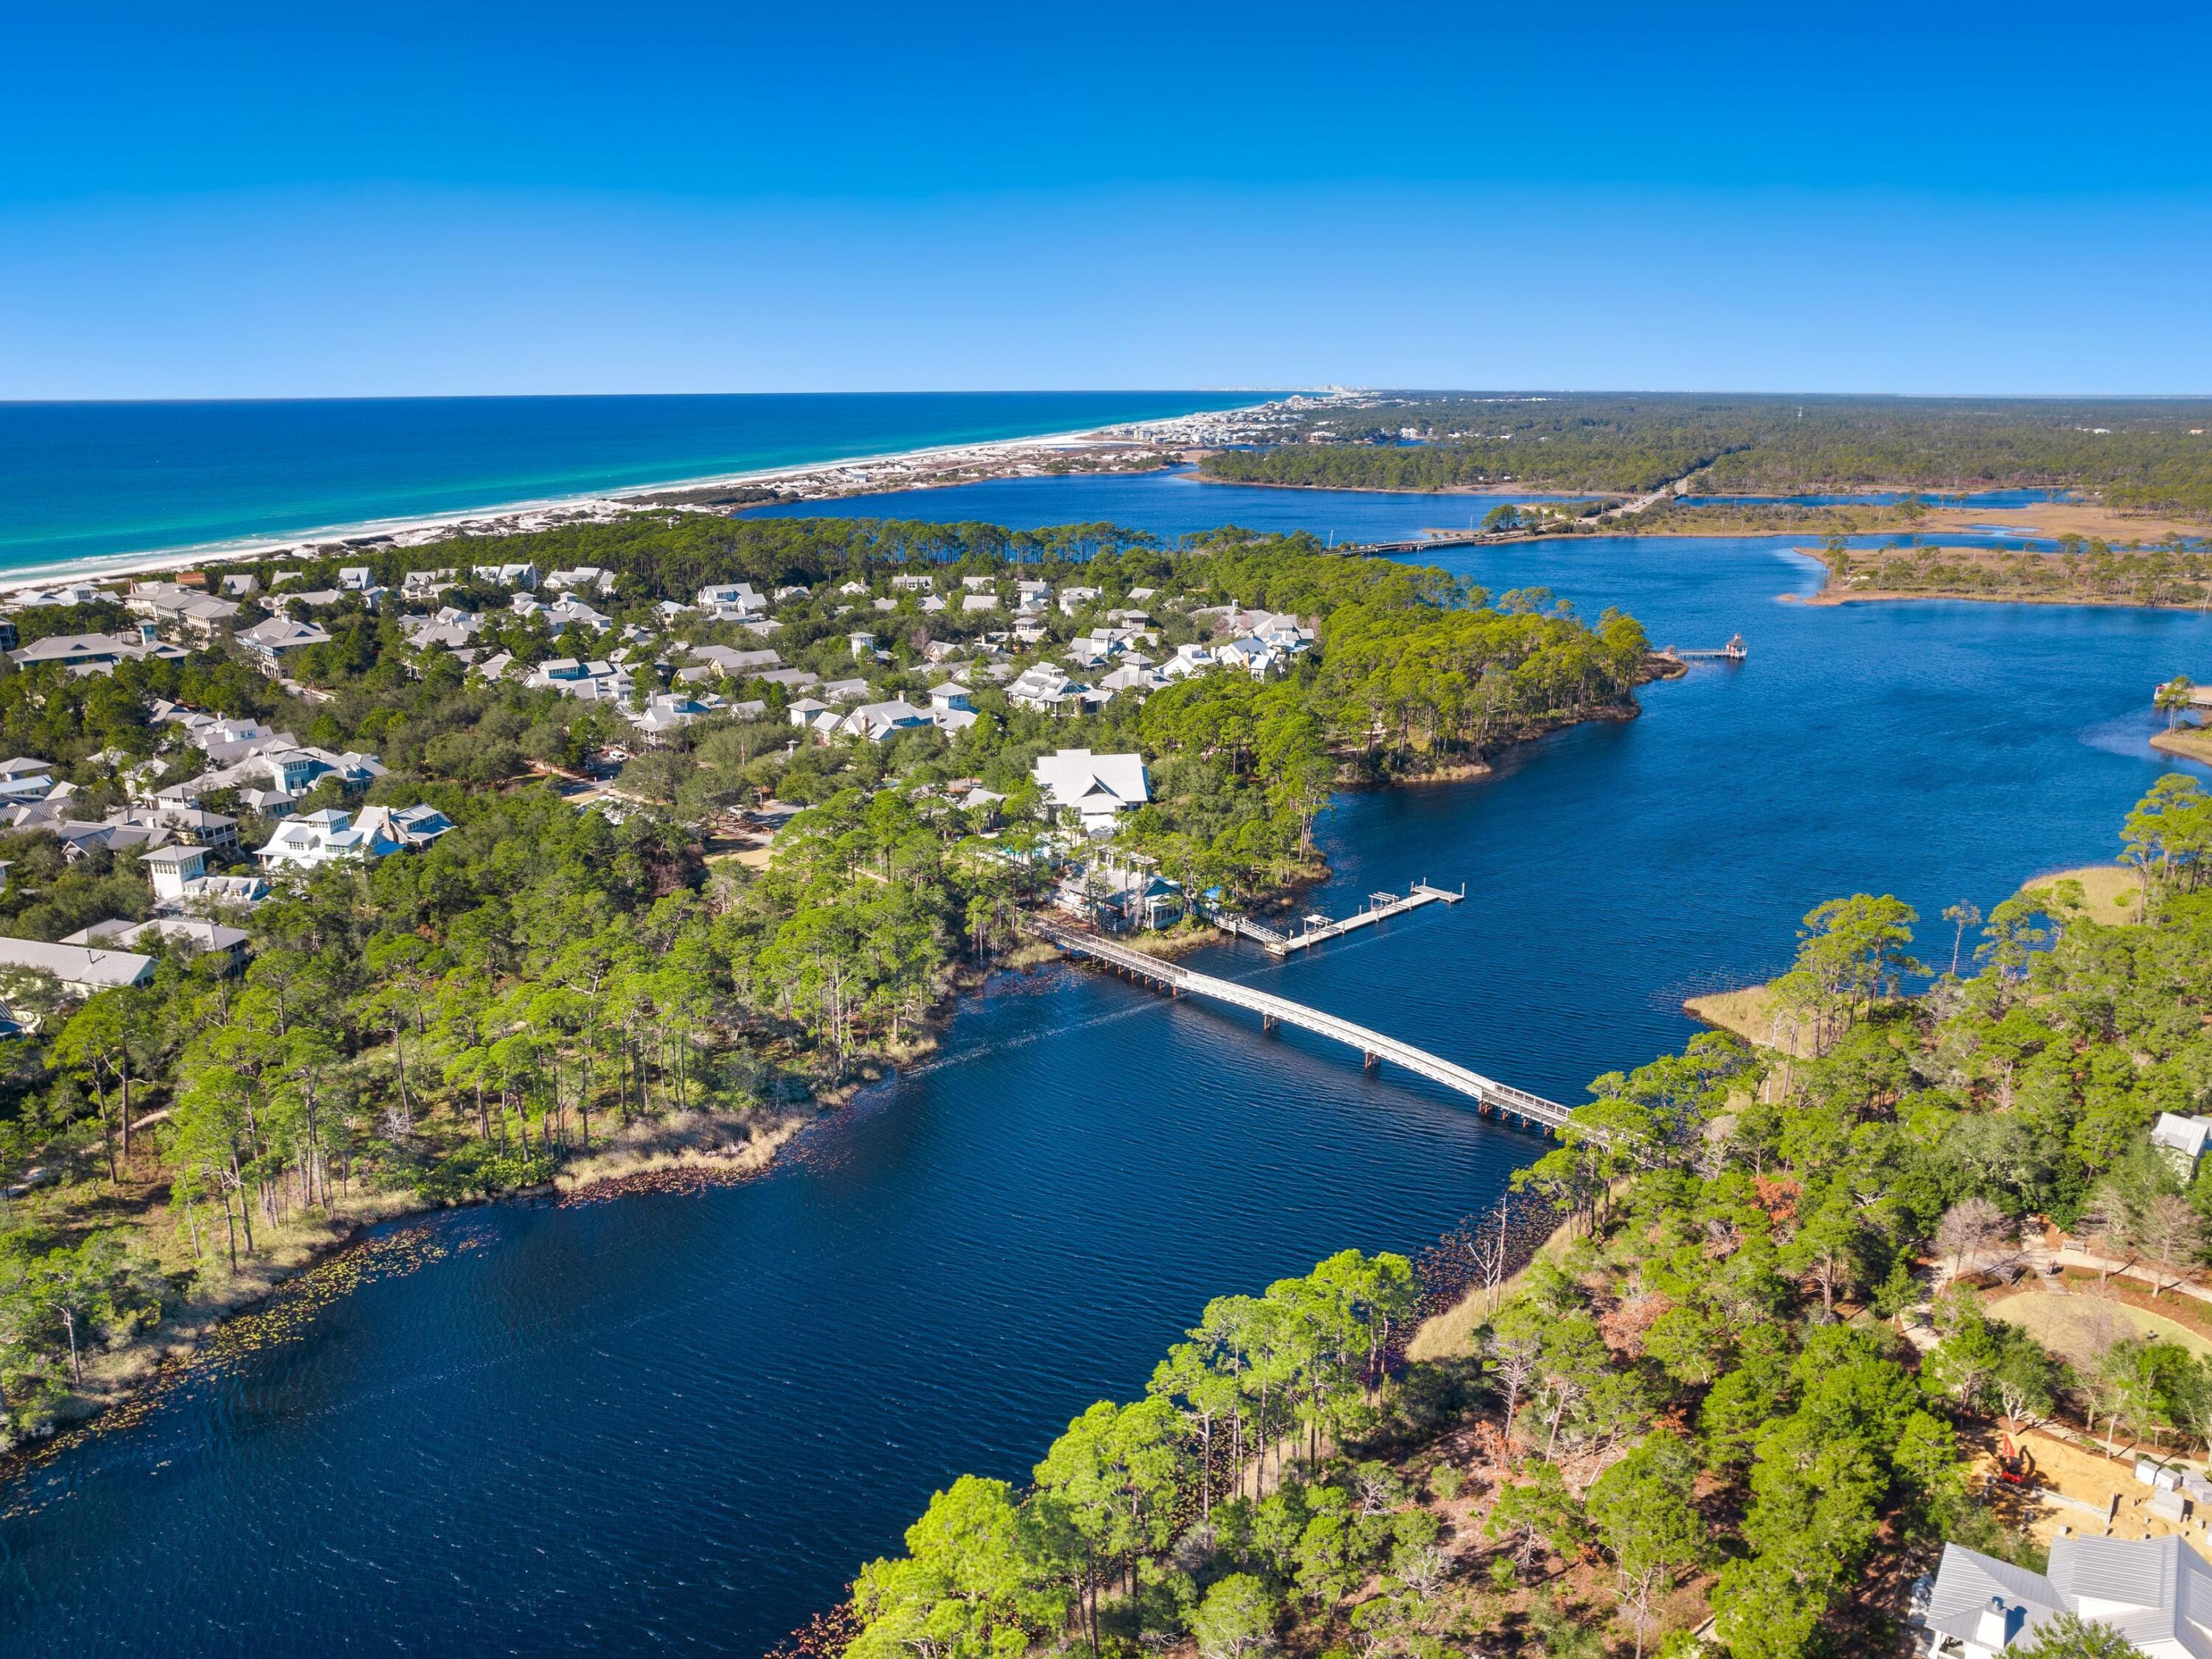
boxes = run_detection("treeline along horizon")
[1202,393,2212,513]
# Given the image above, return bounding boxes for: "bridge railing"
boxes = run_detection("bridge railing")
[1024,916,1576,1128]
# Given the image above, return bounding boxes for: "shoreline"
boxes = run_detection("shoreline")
[1793,543,2212,616]
[0,676,1657,1479]
[1801,586,2212,613]
[2153,726,2212,765]
[0,1107,813,1478]
[0,403,1276,595]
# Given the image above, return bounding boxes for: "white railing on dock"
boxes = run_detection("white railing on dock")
[1270,880,1462,956]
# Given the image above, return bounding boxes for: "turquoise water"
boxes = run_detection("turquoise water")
[0,392,1257,574]
[3,473,2208,1656]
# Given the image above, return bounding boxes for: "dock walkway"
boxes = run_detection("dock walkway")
[1270,882,1461,956]
[1024,917,1573,1132]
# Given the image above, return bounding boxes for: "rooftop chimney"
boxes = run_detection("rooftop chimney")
[1976,1596,2021,1649]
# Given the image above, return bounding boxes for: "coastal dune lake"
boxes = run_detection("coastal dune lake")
[4,476,2208,1655]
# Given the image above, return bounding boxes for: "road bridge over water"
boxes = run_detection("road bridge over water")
[1024,918,1575,1133]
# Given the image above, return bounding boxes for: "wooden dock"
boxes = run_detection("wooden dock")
[1210,911,1290,947]
[1269,882,1463,956]
[1662,633,1747,662]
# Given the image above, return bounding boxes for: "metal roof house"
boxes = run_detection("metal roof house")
[1032,748,1150,835]
[2152,1113,2212,1175]
[1922,1536,2212,1658]
[0,935,156,997]
[256,808,405,872]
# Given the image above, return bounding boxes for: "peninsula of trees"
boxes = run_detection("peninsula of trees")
[0,515,1654,1439]
[831,774,2212,1659]
[1806,535,2212,611]
[1199,394,2212,518]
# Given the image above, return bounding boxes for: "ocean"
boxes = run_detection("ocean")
[0,391,1259,577]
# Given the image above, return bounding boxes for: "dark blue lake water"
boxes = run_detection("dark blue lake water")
[4,473,2208,1657]
[0,392,1255,574]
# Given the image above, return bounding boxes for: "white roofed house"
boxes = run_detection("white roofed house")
[352,802,456,850]
[241,744,383,800]
[687,644,782,679]
[633,692,719,739]
[928,682,978,732]
[546,565,618,596]
[839,700,935,743]
[696,582,767,617]
[0,935,155,998]
[1032,748,1151,835]
[1920,1535,2212,1658]
[143,843,210,901]
[543,597,612,635]
[1161,642,1215,681]
[1008,663,1103,717]
[2152,1112,2212,1175]
[63,916,251,974]
[1098,661,1167,699]
[237,616,333,672]
[1214,635,1287,678]
[402,610,482,653]
[157,805,240,852]
[128,582,242,639]
[0,757,55,801]
[7,632,189,676]
[526,657,634,703]
[256,808,406,872]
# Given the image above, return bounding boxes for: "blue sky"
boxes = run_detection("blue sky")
[5,1,2211,397]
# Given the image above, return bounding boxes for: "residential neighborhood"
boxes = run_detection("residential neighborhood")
[0,531,1369,1039]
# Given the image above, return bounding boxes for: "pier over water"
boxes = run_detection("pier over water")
[1024,917,1576,1132]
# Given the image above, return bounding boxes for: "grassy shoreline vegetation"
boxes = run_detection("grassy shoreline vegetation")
[0,515,1655,1448]
[826,775,2212,1659]
[1197,394,2212,521]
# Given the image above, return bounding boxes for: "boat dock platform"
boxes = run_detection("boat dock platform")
[1269,881,1463,956]
[1661,633,1748,662]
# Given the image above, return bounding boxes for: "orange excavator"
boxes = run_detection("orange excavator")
[1994,1434,2037,1488]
